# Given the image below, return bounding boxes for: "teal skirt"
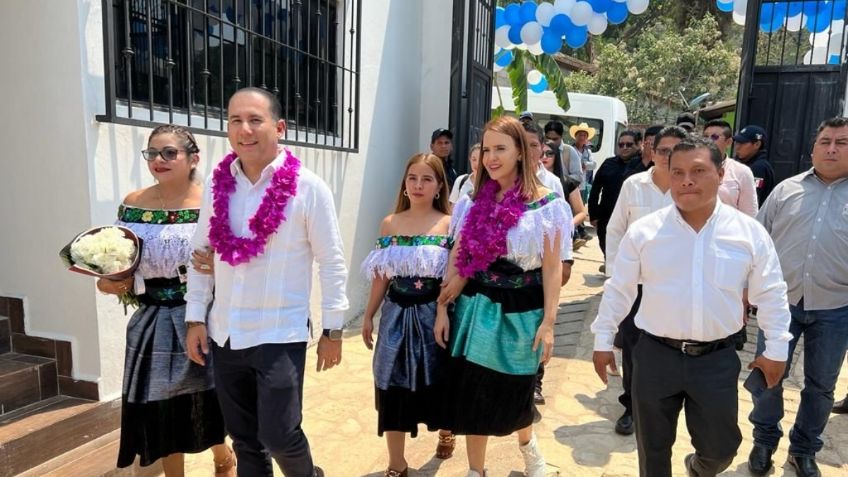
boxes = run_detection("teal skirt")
[445,259,544,436]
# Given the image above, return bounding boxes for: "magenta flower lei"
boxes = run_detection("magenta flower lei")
[209,149,300,266]
[455,179,527,278]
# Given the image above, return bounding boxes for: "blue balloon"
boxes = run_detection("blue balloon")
[495,7,506,28]
[520,1,538,23]
[565,25,589,48]
[508,24,524,44]
[787,2,804,17]
[549,14,574,36]
[803,1,821,17]
[716,0,734,14]
[541,27,563,54]
[495,49,514,67]
[806,9,833,33]
[591,0,613,14]
[760,2,787,31]
[607,2,629,25]
[835,0,846,21]
[829,53,842,64]
[504,3,522,26]
[530,77,548,93]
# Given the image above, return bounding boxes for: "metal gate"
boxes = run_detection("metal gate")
[736,0,848,183]
[449,0,495,174]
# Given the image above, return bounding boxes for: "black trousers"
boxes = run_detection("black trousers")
[596,220,608,257]
[632,335,742,477]
[614,286,643,414]
[212,340,315,477]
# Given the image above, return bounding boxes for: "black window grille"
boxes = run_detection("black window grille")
[98,0,361,152]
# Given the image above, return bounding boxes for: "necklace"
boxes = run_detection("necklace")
[156,184,189,210]
[208,149,301,266]
[455,179,527,277]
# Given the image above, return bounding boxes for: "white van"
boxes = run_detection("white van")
[492,86,628,167]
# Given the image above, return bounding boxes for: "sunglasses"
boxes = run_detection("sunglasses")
[618,142,635,148]
[141,147,189,162]
[543,150,556,157]
[704,133,723,141]
[655,147,674,156]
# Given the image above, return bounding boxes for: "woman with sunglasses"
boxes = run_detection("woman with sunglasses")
[97,125,234,476]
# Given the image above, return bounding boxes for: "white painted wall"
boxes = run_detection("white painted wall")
[0,0,452,399]
[0,0,102,382]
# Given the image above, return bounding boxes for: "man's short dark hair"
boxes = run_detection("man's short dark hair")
[670,136,724,169]
[620,129,639,142]
[524,121,545,143]
[704,119,733,139]
[654,126,689,150]
[544,120,565,136]
[644,125,664,139]
[817,116,848,134]
[231,87,283,121]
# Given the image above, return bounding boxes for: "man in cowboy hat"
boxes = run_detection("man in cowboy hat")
[569,122,598,184]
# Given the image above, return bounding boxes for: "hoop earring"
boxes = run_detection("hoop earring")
[403,190,409,197]
[435,193,440,200]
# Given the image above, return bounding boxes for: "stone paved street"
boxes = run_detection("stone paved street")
[185,238,848,476]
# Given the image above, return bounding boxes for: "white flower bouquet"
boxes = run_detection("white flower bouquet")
[59,226,143,311]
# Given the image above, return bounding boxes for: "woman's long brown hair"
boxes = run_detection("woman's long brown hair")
[393,153,451,214]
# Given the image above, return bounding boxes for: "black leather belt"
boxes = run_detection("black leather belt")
[643,332,733,357]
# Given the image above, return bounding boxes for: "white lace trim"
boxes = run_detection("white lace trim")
[116,221,195,281]
[450,196,574,271]
[360,245,450,279]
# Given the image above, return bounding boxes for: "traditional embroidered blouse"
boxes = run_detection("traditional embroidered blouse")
[450,192,574,271]
[116,205,199,294]
[361,235,453,280]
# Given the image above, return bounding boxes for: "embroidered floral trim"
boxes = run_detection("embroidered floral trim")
[455,179,527,278]
[209,149,300,266]
[526,192,560,210]
[118,205,200,224]
[374,235,453,249]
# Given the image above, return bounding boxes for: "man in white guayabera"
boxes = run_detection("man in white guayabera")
[185,87,349,477]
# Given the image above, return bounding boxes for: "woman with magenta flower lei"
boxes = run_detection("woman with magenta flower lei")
[359,153,454,477]
[434,116,574,477]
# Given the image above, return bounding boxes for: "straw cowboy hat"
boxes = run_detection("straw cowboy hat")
[569,122,596,141]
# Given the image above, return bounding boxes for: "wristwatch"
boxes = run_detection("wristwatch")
[322,328,343,341]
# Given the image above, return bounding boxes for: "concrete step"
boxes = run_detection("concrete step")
[0,352,58,415]
[19,429,163,477]
[0,395,120,477]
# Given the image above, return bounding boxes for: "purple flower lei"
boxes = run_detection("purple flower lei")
[209,149,300,266]
[455,178,527,278]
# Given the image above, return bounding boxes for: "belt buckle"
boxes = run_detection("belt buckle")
[681,341,697,355]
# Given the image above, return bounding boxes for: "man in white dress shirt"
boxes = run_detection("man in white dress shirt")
[185,87,349,477]
[591,137,792,477]
[603,125,686,436]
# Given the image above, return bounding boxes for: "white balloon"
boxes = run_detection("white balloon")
[588,13,608,35]
[733,0,748,16]
[570,1,593,27]
[732,10,746,26]
[808,45,829,65]
[536,2,557,27]
[811,20,845,47]
[527,69,543,85]
[528,42,545,55]
[626,0,649,15]
[495,25,512,49]
[555,0,576,15]
[785,14,804,33]
[520,21,544,46]
[827,31,846,58]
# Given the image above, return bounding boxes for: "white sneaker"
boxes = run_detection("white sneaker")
[519,433,547,477]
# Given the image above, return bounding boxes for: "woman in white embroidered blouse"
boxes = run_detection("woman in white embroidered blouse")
[360,153,453,477]
[96,125,234,476]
